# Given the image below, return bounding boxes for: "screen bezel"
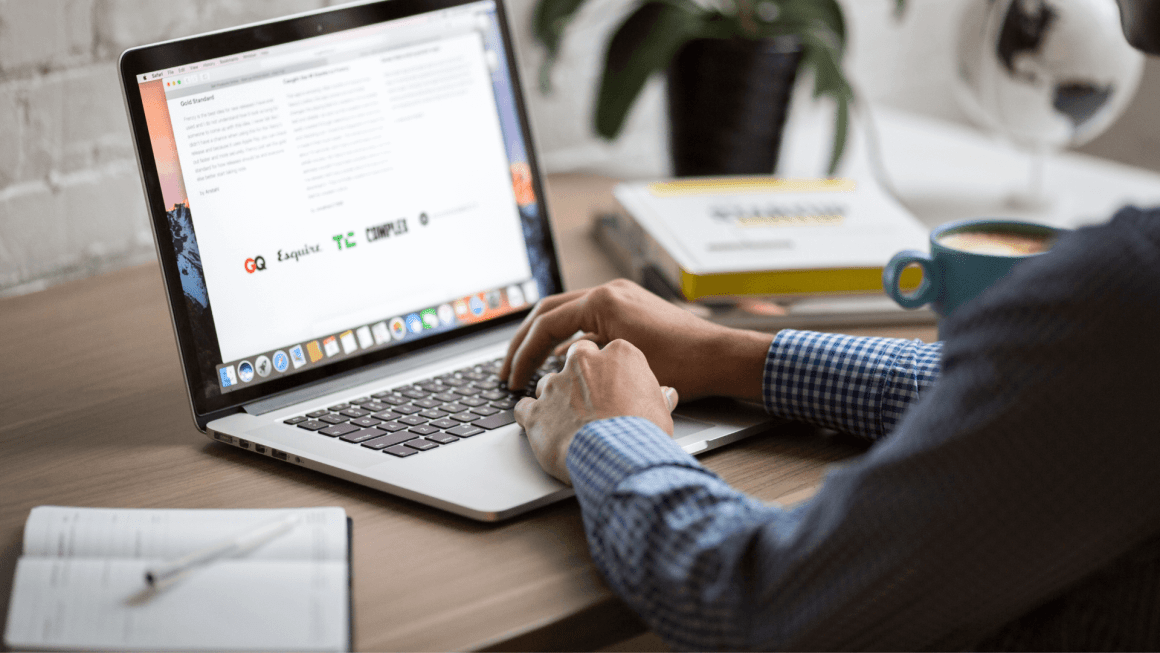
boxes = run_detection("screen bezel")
[119,0,563,426]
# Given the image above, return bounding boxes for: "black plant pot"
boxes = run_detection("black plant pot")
[666,37,802,177]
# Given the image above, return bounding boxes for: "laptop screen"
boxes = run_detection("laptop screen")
[123,0,560,414]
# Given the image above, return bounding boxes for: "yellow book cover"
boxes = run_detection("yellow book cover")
[612,176,928,300]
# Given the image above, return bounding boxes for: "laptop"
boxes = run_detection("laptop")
[118,0,779,521]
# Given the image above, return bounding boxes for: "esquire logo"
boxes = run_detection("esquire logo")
[277,243,321,263]
[243,256,267,273]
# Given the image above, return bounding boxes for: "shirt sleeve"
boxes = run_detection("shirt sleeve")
[763,329,942,440]
[568,208,1160,650]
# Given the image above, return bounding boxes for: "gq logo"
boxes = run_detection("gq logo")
[244,256,267,273]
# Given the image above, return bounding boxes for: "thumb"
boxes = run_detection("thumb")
[661,386,679,412]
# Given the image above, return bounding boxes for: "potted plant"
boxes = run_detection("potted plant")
[533,0,904,176]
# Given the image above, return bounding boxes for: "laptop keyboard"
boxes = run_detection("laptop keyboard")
[281,356,562,458]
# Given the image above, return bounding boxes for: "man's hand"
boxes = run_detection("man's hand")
[501,280,774,401]
[515,339,678,484]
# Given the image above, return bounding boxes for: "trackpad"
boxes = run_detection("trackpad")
[672,414,714,438]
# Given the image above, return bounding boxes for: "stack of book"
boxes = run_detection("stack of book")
[595,176,936,330]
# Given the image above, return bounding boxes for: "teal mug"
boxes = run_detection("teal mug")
[883,218,1066,320]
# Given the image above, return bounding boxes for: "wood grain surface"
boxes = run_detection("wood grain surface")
[0,174,938,651]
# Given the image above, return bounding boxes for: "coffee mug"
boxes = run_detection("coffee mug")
[883,218,1066,318]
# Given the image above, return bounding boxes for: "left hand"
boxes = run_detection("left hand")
[514,339,679,484]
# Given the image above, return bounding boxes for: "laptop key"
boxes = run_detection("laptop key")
[417,382,443,393]
[297,420,328,431]
[319,414,349,424]
[340,408,370,418]
[474,410,516,430]
[380,395,408,406]
[371,390,395,399]
[452,386,480,397]
[283,416,307,425]
[470,406,500,417]
[404,439,439,451]
[319,423,361,437]
[408,425,439,436]
[400,389,429,400]
[490,398,518,410]
[372,410,400,420]
[376,421,409,432]
[393,404,422,415]
[430,418,458,429]
[328,403,351,411]
[360,401,389,412]
[351,396,372,404]
[441,377,468,387]
[398,415,428,426]
[383,444,418,458]
[433,392,459,402]
[413,398,441,409]
[471,380,500,390]
[440,402,468,413]
[446,424,485,438]
[306,409,330,418]
[426,433,459,444]
[418,409,448,419]
[340,428,387,443]
[362,432,420,449]
[450,411,480,423]
[480,390,509,401]
[350,417,382,428]
[459,397,487,407]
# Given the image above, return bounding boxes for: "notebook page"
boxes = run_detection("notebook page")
[22,507,346,562]
[4,557,348,651]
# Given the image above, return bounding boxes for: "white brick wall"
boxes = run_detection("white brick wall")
[2,0,1158,295]
[0,0,335,295]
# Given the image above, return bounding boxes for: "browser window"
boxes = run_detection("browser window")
[134,1,549,397]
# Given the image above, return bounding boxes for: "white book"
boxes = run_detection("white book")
[4,506,351,652]
[612,177,930,300]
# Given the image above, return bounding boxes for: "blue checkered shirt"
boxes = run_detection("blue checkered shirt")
[567,207,1160,650]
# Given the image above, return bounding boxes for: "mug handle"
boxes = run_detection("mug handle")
[883,250,938,309]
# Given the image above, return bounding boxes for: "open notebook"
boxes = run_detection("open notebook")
[4,506,351,651]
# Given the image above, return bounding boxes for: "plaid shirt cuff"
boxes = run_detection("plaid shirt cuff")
[567,416,706,507]
[764,329,943,440]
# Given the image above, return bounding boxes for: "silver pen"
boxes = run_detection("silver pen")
[143,514,302,586]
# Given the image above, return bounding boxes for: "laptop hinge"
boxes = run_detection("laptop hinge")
[242,323,519,416]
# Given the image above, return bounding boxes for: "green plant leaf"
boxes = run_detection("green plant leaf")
[533,0,591,92]
[595,0,704,139]
[827,92,849,175]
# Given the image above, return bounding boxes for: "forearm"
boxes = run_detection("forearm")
[764,330,943,440]
[569,417,796,650]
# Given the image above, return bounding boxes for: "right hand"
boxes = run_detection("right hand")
[500,280,775,402]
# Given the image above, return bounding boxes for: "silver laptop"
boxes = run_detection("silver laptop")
[119,0,779,521]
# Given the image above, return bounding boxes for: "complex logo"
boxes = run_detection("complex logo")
[366,219,409,243]
[421,308,439,330]
[254,355,272,378]
[469,295,485,316]
[219,366,237,388]
[307,340,324,363]
[339,330,358,354]
[244,256,267,273]
[277,244,321,263]
[437,304,454,326]
[322,336,340,357]
[371,321,390,345]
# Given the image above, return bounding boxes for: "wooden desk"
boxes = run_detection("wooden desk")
[0,174,937,651]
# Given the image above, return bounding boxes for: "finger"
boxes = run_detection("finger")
[552,332,606,357]
[500,290,586,381]
[508,296,599,390]
[661,386,679,412]
[535,372,555,398]
[565,337,600,362]
[514,396,535,429]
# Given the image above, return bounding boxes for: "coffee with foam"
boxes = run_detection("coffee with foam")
[938,230,1054,256]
